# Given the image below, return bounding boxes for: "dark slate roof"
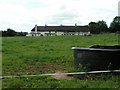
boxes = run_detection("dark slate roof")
[31,25,89,32]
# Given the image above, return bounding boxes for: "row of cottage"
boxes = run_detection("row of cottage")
[27,24,90,36]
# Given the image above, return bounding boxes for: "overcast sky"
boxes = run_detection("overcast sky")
[0,0,120,32]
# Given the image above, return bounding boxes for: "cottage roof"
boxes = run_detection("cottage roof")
[31,25,89,32]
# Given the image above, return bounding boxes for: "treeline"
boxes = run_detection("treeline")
[89,16,120,34]
[1,28,28,37]
[1,16,120,36]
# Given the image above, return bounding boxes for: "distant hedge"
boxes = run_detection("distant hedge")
[1,28,28,37]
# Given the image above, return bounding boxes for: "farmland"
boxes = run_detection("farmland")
[2,34,120,88]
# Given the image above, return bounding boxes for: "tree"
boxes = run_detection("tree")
[1,28,28,37]
[109,16,120,33]
[0,31,2,37]
[2,31,7,36]
[98,20,108,33]
[89,22,99,34]
[6,28,16,36]
[89,20,108,34]
[16,32,28,36]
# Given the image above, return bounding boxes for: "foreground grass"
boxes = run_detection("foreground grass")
[2,34,120,88]
[2,73,120,88]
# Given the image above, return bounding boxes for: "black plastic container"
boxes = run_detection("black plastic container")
[72,45,120,71]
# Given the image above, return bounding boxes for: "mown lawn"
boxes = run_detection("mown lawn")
[2,34,120,88]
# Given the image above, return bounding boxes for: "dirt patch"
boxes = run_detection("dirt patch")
[51,70,74,80]
[4,64,73,76]
[38,64,53,72]
[38,64,67,72]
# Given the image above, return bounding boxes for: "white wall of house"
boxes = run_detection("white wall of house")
[77,31,90,35]
[87,31,90,35]
[41,31,56,36]
[63,32,75,35]
[74,32,79,35]
[40,31,49,35]
[28,31,90,36]
[79,32,84,35]
[81,31,90,35]
[26,33,32,36]
[56,32,64,36]
[50,31,56,33]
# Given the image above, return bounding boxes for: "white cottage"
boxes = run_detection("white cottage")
[28,24,90,36]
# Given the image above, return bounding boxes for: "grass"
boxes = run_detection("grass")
[3,76,120,88]
[2,33,120,88]
[2,74,120,88]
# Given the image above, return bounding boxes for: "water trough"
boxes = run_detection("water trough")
[72,45,120,71]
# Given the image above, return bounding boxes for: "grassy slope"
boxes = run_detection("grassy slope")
[2,34,120,88]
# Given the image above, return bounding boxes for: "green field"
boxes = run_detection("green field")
[2,34,120,88]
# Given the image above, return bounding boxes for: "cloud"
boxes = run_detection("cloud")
[0,0,120,32]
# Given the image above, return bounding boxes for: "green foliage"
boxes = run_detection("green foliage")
[98,20,109,33]
[2,74,120,88]
[2,29,16,37]
[1,28,28,37]
[109,16,120,33]
[89,22,99,34]
[16,32,28,36]
[89,20,108,34]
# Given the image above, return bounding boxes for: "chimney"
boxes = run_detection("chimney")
[35,24,37,33]
[75,23,77,27]
[45,24,47,27]
[60,24,63,26]
[118,1,120,16]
